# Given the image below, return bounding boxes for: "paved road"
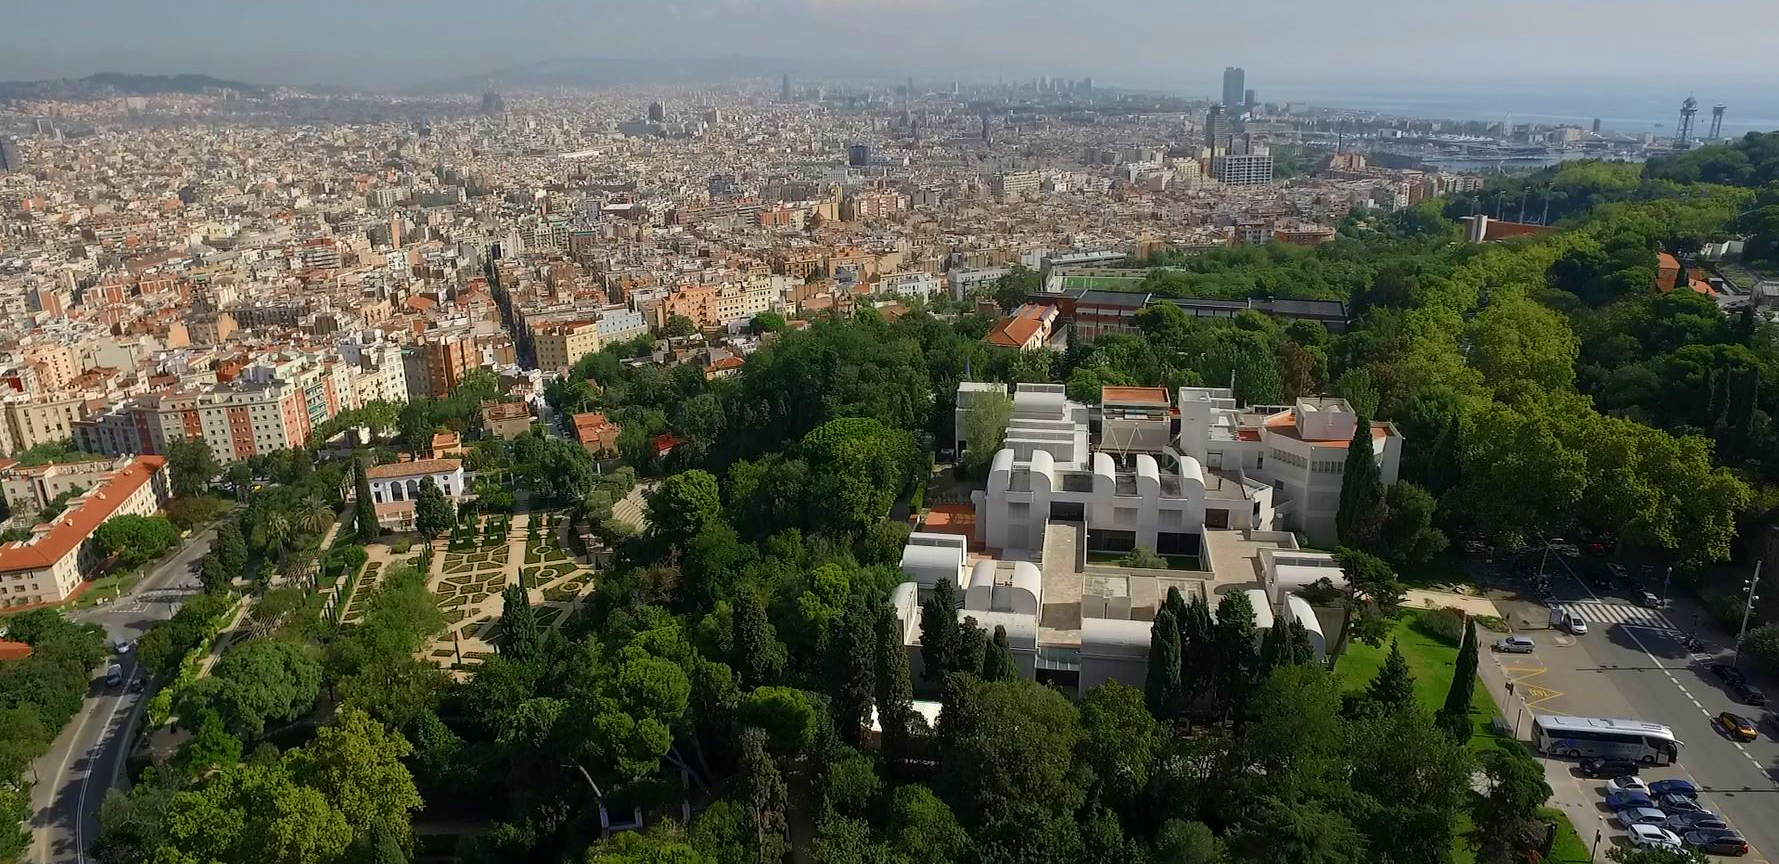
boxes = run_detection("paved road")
[1481,557,1779,862]
[27,523,218,864]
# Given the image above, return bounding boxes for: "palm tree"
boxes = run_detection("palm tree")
[293,496,333,538]
[259,510,292,557]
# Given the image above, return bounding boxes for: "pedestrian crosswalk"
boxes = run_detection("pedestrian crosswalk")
[1555,600,1678,630]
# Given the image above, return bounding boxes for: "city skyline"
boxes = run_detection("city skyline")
[3,0,1778,94]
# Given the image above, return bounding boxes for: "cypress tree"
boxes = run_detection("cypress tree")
[1285,619,1318,667]
[980,625,1018,682]
[1366,638,1417,714]
[829,597,877,749]
[874,604,916,767]
[1180,591,1215,699]
[354,454,379,542]
[213,520,248,577]
[1256,620,1285,677]
[919,579,963,683]
[737,727,789,863]
[1337,414,1387,549]
[1145,608,1184,720]
[1438,618,1480,738]
[497,584,540,660]
[732,590,785,688]
[1212,591,1258,718]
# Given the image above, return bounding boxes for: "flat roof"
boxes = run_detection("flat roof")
[1100,385,1171,406]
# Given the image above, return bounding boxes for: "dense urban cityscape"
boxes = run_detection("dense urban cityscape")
[1,20,1779,864]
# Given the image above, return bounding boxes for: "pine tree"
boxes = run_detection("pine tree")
[732,590,785,689]
[1366,638,1417,714]
[1336,414,1387,549]
[919,579,963,683]
[354,454,379,542]
[828,597,877,749]
[737,727,790,864]
[1145,608,1184,720]
[980,625,1018,682]
[873,604,916,768]
[1438,618,1479,738]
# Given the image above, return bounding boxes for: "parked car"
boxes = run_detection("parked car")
[1605,776,1648,796]
[1606,790,1655,811]
[1658,793,1703,813]
[1580,757,1639,778]
[1717,711,1760,741]
[1627,824,1684,850]
[112,640,132,654]
[127,678,146,694]
[1714,707,1757,743]
[1640,590,1662,608]
[1493,636,1536,654]
[1666,811,1728,833]
[1648,779,1698,797]
[1713,664,1747,685]
[1684,829,1750,856]
[1608,562,1631,582]
[1613,807,1670,829]
[1729,679,1767,706]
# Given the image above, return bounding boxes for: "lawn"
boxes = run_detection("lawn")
[1085,551,1201,571]
[1060,275,1144,291]
[1335,610,1591,864]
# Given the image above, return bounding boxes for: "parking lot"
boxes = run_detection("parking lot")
[1473,551,1779,861]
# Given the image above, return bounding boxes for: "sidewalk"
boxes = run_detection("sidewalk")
[1475,640,1610,858]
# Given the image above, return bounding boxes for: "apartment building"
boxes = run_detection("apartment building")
[73,380,315,464]
[534,320,601,372]
[0,394,97,455]
[880,272,943,299]
[413,329,481,399]
[479,401,534,440]
[0,456,129,515]
[1212,153,1274,185]
[0,455,170,606]
[990,171,1042,202]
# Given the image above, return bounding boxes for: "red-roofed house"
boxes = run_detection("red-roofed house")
[0,456,170,606]
[986,303,1058,350]
[571,413,621,456]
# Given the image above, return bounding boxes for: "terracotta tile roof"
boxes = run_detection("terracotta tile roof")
[365,458,462,479]
[986,307,1046,348]
[0,456,165,574]
[0,640,32,661]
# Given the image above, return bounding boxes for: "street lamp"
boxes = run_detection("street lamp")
[1734,561,1762,667]
[1662,566,1672,606]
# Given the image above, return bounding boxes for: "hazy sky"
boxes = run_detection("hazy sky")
[4,0,1777,95]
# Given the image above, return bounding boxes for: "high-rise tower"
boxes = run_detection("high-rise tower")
[1205,104,1223,159]
[1676,96,1698,148]
[781,74,792,102]
[1221,67,1245,107]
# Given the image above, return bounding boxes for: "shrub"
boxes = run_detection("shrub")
[1298,577,1343,605]
[392,539,412,554]
[1706,592,1760,632]
[337,544,369,572]
[1415,607,1466,646]
[1119,546,1166,569]
[1744,625,1779,676]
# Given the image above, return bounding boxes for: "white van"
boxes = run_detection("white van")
[1550,608,1588,634]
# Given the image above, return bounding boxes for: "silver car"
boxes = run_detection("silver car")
[1493,636,1535,654]
[1613,807,1669,829]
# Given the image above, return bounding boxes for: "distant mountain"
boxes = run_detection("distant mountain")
[0,72,270,101]
[404,55,862,96]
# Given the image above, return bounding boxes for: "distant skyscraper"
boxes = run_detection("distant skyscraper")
[0,137,20,173]
[1591,118,1601,134]
[1221,67,1245,108]
[982,114,993,146]
[848,144,871,167]
[1243,89,1257,108]
[648,101,666,123]
[781,74,792,101]
[1205,104,1223,159]
[907,76,915,96]
[1082,77,1093,92]
[479,88,506,116]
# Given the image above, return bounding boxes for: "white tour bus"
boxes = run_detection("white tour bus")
[1531,715,1680,765]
